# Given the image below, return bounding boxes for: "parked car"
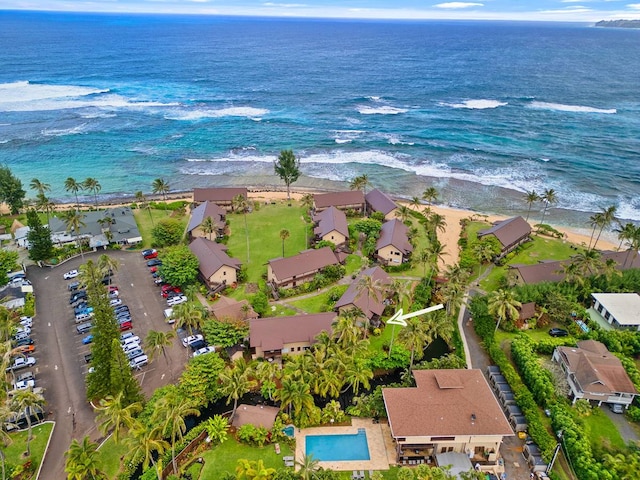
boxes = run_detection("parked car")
[63,269,79,279]
[610,403,624,414]
[12,379,35,390]
[13,337,34,348]
[114,305,130,313]
[119,321,133,332]
[7,356,36,371]
[76,322,93,334]
[126,348,144,360]
[16,344,35,354]
[15,326,31,336]
[154,277,164,285]
[122,342,141,353]
[146,259,162,267]
[161,285,181,297]
[109,298,122,307]
[69,291,87,304]
[182,334,204,348]
[143,251,158,260]
[121,336,140,347]
[129,354,148,369]
[19,317,33,328]
[84,353,92,363]
[108,290,120,299]
[189,339,207,351]
[75,313,93,323]
[75,307,94,316]
[68,281,81,291]
[16,371,34,383]
[121,332,137,342]
[142,248,156,257]
[13,331,31,342]
[192,346,216,357]
[82,334,94,345]
[108,285,119,292]
[549,328,569,337]
[117,316,132,325]
[167,295,188,307]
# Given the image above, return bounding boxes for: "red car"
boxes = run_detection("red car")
[119,321,133,332]
[108,285,119,292]
[161,286,182,298]
[143,251,158,260]
[149,266,158,274]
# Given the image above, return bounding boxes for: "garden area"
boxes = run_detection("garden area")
[4,422,54,480]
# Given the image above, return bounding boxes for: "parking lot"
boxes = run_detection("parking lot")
[27,249,191,478]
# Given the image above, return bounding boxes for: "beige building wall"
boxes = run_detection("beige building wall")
[267,264,276,284]
[378,245,404,264]
[384,209,397,221]
[322,230,346,246]
[208,265,237,285]
[282,340,312,355]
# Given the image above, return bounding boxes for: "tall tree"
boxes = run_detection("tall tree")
[145,329,176,371]
[61,209,87,259]
[157,245,199,288]
[355,275,386,339]
[523,190,539,222]
[0,404,15,480]
[279,228,290,257]
[275,377,314,421]
[395,205,411,223]
[615,222,638,251]
[422,186,439,206]
[151,178,170,202]
[0,166,26,215]
[124,422,168,480]
[539,188,558,225]
[201,215,215,240]
[95,391,142,444]
[29,178,50,197]
[274,149,301,203]
[64,436,106,480]
[135,190,154,226]
[592,205,617,251]
[83,177,101,208]
[172,302,205,337]
[64,177,83,210]
[473,241,495,279]
[296,454,320,480]
[488,289,521,333]
[349,174,370,195]
[10,389,45,456]
[219,358,256,421]
[398,315,441,370]
[232,194,251,263]
[26,208,54,262]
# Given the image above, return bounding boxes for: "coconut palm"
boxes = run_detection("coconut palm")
[134,190,154,226]
[523,190,539,222]
[64,436,106,480]
[332,311,363,348]
[488,289,522,333]
[429,213,447,236]
[255,361,282,401]
[151,178,170,201]
[97,253,119,282]
[587,212,604,251]
[398,316,435,370]
[473,241,495,279]
[539,188,558,225]
[296,454,320,480]
[342,357,373,395]
[349,174,370,195]
[61,209,86,259]
[570,249,604,278]
[422,186,439,206]
[219,358,256,421]
[29,178,50,197]
[64,177,83,210]
[275,377,314,421]
[615,222,639,251]
[274,149,301,203]
[279,228,290,257]
[201,216,215,240]
[95,391,142,444]
[592,205,617,251]
[172,302,205,337]
[82,177,101,207]
[124,421,168,480]
[232,193,251,263]
[145,329,176,367]
[395,205,411,223]
[356,276,386,338]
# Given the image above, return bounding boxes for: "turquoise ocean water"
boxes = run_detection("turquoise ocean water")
[1,12,639,228]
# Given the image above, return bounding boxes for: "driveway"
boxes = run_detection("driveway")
[28,250,188,478]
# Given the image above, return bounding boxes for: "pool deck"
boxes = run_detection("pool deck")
[295,418,394,472]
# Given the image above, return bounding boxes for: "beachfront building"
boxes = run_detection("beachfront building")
[211,295,258,323]
[375,219,413,265]
[365,188,398,220]
[591,293,640,331]
[552,340,638,408]
[312,191,365,214]
[267,246,340,289]
[193,187,248,209]
[477,216,531,259]
[312,206,349,248]
[48,207,142,248]
[189,237,241,290]
[335,266,392,328]
[187,201,227,240]
[382,369,512,475]
[249,312,336,360]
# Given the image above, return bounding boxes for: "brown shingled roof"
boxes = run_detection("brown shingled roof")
[211,295,258,322]
[187,201,226,233]
[313,191,365,209]
[376,219,413,254]
[313,206,349,239]
[189,237,241,278]
[231,404,280,430]
[268,247,339,282]
[478,216,531,250]
[193,187,248,203]
[249,312,336,352]
[383,369,513,438]
[335,266,392,319]
[365,188,397,216]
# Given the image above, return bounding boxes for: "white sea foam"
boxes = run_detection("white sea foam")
[441,99,507,109]
[357,106,408,115]
[79,112,117,119]
[165,107,269,121]
[332,130,365,144]
[42,123,89,137]
[529,101,616,114]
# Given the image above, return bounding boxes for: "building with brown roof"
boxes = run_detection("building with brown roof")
[477,216,531,259]
[552,340,638,408]
[375,219,413,265]
[312,206,349,247]
[211,295,258,322]
[313,191,365,214]
[335,267,391,326]
[382,369,512,471]
[193,187,248,208]
[508,250,640,285]
[267,247,340,289]
[189,237,242,289]
[365,188,398,220]
[249,312,336,359]
[187,201,227,240]
[231,404,280,430]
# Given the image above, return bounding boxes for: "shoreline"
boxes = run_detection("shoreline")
[19,186,619,268]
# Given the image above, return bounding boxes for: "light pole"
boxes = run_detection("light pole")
[546,430,563,475]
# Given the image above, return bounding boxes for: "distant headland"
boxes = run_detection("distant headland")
[595,19,640,28]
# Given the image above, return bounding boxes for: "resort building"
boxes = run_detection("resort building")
[312,191,365,214]
[249,312,336,360]
[231,405,280,430]
[365,188,398,220]
[335,266,392,327]
[312,206,349,248]
[48,207,142,248]
[552,340,638,408]
[193,187,248,209]
[375,219,413,265]
[187,201,227,240]
[267,247,340,289]
[382,369,512,475]
[210,295,258,323]
[591,293,640,331]
[477,216,531,259]
[189,237,242,290]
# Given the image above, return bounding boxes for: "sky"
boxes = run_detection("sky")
[1,0,640,21]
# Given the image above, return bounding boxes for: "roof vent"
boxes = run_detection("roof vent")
[471,413,476,423]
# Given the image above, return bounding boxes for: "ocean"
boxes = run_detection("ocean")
[1,11,639,229]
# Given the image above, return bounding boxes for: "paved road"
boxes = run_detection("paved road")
[28,250,189,479]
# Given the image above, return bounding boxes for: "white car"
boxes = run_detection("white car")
[121,335,140,346]
[15,325,31,336]
[64,269,79,280]
[192,346,216,357]
[19,317,33,328]
[122,342,141,353]
[182,334,204,348]
[7,356,36,371]
[109,298,122,307]
[129,355,148,369]
[13,379,35,390]
[167,295,188,307]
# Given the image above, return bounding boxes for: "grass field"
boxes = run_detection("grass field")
[133,207,185,250]
[96,435,131,479]
[4,422,54,478]
[582,408,626,451]
[199,438,293,477]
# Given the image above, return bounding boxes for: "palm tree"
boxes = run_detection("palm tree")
[332,311,362,348]
[135,190,154,226]
[97,253,119,281]
[201,216,215,240]
[64,436,106,480]
[172,302,205,337]
[296,454,320,480]
[219,359,256,421]
[34,193,54,224]
[349,174,370,195]
[274,149,301,203]
[124,421,168,480]
[488,289,522,334]
[279,228,290,257]
[82,177,101,208]
[232,193,251,263]
[342,357,373,396]
[236,459,276,480]
[151,178,170,201]
[0,404,15,480]
[570,249,604,278]
[615,222,638,251]
[145,329,176,368]
[64,177,83,210]
[428,213,447,235]
[275,378,314,421]
[395,205,411,223]
[587,212,603,251]
[356,276,385,338]
[398,316,434,370]
[30,178,50,197]
[539,188,558,225]
[473,241,495,279]
[422,186,439,206]
[95,391,142,444]
[523,190,539,222]
[61,209,86,259]
[592,205,617,251]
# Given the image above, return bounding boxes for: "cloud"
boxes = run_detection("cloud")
[262,2,307,6]
[628,4,640,9]
[537,7,593,14]
[433,2,483,9]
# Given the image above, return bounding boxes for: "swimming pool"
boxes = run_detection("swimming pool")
[305,428,370,461]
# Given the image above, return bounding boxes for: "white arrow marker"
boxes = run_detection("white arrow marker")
[386,304,444,327]
[161,374,165,380]
[48,322,51,327]
[144,312,147,317]
[67,406,71,414]
[55,365,58,370]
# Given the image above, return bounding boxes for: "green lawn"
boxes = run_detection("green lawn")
[4,422,54,477]
[96,435,131,479]
[226,203,308,284]
[582,408,626,451]
[199,438,293,477]
[133,208,185,250]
